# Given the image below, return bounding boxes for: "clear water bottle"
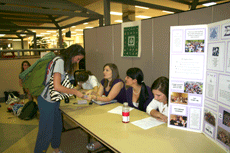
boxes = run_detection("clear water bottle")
[122,102,130,123]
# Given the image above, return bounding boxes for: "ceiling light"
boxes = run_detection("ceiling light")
[135,6,149,9]
[41,33,50,35]
[202,2,216,6]
[71,26,76,28]
[13,39,21,41]
[114,20,122,23]
[85,27,93,29]
[83,23,88,25]
[47,31,56,33]
[62,29,66,31]
[110,11,123,16]
[0,34,5,36]
[136,15,151,19]
[32,30,36,32]
[20,34,26,36]
[162,10,174,14]
[71,31,77,33]
[8,39,12,40]
[76,34,83,35]
[75,29,83,31]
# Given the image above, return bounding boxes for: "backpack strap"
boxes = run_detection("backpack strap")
[43,57,61,98]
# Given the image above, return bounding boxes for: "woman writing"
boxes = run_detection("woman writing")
[86,63,126,103]
[34,44,85,153]
[125,68,154,112]
[146,76,169,123]
[75,70,100,95]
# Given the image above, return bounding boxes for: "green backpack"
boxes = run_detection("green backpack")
[19,52,56,96]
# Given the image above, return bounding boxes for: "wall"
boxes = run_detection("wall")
[84,3,230,87]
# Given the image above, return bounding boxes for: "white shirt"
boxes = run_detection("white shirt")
[82,75,99,90]
[146,99,168,117]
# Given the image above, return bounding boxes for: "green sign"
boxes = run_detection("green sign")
[123,26,139,57]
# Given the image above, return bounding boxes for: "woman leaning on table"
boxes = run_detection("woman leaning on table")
[125,67,154,112]
[34,44,86,153]
[146,76,169,123]
[86,63,126,103]
[74,70,100,95]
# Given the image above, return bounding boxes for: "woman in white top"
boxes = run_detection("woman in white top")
[146,76,169,123]
[75,70,99,95]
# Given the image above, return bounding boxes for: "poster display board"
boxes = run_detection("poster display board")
[121,20,141,57]
[169,19,230,152]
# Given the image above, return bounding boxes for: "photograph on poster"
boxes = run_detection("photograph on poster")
[204,109,216,126]
[170,92,188,105]
[217,126,230,147]
[184,81,203,94]
[185,40,204,53]
[170,115,187,128]
[223,110,230,127]
[212,47,219,56]
[222,23,230,39]
[205,72,217,100]
[209,26,219,41]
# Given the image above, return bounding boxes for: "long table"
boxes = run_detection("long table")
[60,98,226,153]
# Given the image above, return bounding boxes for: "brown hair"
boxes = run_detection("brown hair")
[103,63,120,88]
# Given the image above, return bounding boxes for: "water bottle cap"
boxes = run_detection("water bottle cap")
[124,102,128,106]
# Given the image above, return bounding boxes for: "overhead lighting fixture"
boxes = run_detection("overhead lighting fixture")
[0,34,5,36]
[135,6,149,9]
[13,39,21,41]
[71,31,77,33]
[8,39,12,40]
[136,15,151,19]
[202,2,216,6]
[20,34,26,36]
[83,23,89,25]
[32,30,36,32]
[41,33,50,35]
[75,29,83,31]
[85,27,93,29]
[162,10,174,14]
[36,34,44,37]
[47,31,56,33]
[76,34,83,35]
[71,26,76,28]
[62,29,66,31]
[114,20,123,23]
[110,11,123,16]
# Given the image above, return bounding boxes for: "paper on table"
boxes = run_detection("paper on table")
[131,117,165,130]
[108,106,134,115]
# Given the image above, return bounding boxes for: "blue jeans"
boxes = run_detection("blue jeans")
[34,96,62,153]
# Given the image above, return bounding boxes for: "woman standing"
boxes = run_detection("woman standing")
[146,76,169,123]
[34,44,85,153]
[86,63,126,103]
[125,68,154,112]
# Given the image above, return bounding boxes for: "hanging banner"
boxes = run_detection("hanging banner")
[121,20,141,57]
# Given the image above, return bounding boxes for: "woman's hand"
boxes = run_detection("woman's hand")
[159,114,168,123]
[74,90,84,98]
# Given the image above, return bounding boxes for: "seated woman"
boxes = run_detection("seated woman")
[75,70,100,95]
[146,76,169,123]
[125,68,154,112]
[86,63,126,103]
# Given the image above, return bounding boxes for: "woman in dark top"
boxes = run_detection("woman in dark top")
[86,63,126,103]
[125,67,154,112]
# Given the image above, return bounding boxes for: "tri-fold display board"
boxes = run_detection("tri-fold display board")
[169,18,230,152]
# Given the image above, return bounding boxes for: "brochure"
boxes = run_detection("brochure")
[92,99,117,106]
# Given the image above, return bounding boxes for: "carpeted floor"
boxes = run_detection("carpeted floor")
[0,123,38,152]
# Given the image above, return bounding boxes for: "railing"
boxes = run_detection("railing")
[0,48,63,59]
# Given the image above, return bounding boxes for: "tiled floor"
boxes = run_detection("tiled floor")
[0,100,90,153]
